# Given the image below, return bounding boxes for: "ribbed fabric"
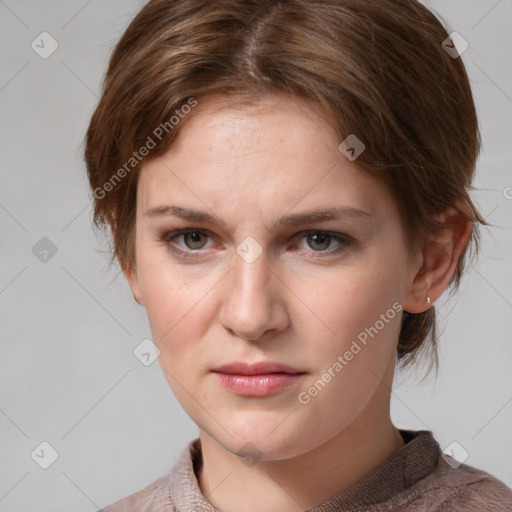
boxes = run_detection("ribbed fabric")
[99,430,512,511]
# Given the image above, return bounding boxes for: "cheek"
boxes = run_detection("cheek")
[137,256,203,344]
[290,264,403,430]
[302,264,401,328]
[140,267,210,401]
[295,253,405,363]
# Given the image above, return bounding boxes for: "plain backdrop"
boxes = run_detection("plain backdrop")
[0,0,511,510]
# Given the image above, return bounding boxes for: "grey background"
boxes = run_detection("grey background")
[0,0,511,510]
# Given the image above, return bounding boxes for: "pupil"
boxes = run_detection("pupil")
[186,232,205,249]
[309,233,330,250]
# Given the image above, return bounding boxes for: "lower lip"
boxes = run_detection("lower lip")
[214,372,304,397]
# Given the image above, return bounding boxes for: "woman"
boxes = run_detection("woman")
[85,0,512,510]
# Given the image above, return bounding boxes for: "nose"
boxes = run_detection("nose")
[219,250,289,342]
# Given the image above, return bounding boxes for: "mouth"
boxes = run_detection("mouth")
[213,361,304,375]
[212,361,306,397]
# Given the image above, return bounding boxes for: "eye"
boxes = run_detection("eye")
[305,232,332,251]
[161,229,212,258]
[295,231,352,255]
[180,231,209,250]
[160,228,352,260]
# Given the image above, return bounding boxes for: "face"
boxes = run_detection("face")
[125,94,419,460]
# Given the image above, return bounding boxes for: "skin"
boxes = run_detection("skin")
[123,93,471,512]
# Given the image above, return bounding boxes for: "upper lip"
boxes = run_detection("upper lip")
[213,361,305,375]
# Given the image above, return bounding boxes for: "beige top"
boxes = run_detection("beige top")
[99,430,512,511]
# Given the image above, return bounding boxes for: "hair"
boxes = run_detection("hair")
[84,0,486,373]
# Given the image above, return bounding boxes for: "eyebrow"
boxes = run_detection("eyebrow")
[143,205,372,231]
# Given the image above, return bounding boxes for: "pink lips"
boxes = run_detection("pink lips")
[212,361,306,397]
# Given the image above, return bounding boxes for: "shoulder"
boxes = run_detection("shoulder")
[97,474,172,512]
[96,439,198,512]
[407,459,512,511]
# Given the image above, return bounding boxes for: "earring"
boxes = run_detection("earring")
[426,295,432,307]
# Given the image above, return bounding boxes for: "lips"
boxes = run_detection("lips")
[212,361,304,376]
[212,361,306,397]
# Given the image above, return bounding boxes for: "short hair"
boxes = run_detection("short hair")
[84,0,485,372]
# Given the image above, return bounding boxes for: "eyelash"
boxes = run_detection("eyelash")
[159,229,353,260]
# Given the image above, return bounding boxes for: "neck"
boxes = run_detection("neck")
[197,394,405,512]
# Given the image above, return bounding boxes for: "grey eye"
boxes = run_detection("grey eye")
[306,232,332,251]
[183,231,209,250]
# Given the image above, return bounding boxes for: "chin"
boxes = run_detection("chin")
[205,416,315,462]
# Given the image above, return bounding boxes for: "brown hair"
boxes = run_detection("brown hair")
[84,0,485,372]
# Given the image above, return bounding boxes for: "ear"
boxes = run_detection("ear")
[122,264,145,307]
[403,201,472,313]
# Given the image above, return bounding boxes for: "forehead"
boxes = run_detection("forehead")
[174,93,338,162]
[136,94,393,223]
